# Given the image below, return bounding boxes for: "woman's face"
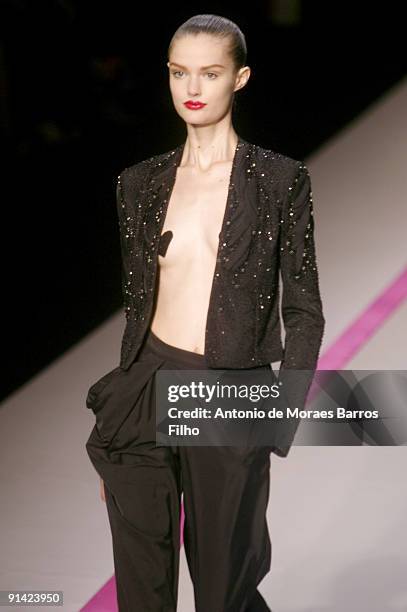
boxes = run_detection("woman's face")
[167,33,250,126]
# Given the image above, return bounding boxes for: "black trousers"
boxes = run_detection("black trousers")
[86,328,273,612]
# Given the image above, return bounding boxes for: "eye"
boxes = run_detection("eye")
[170,70,219,79]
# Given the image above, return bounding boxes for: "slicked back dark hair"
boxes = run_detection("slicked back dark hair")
[168,14,247,72]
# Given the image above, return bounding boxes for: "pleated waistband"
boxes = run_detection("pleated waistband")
[143,328,208,369]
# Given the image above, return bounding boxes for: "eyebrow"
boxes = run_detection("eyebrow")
[169,62,226,70]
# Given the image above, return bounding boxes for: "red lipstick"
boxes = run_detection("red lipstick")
[184,100,207,110]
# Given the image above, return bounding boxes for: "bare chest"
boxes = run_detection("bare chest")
[159,162,233,263]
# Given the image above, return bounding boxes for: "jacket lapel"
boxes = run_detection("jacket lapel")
[141,142,185,248]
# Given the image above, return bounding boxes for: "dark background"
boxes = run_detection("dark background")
[0,1,405,401]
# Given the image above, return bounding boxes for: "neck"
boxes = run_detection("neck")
[181,122,239,171]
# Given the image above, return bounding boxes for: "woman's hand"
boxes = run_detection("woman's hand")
[100,477,106,502]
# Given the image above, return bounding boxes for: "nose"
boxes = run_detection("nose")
[187,75,201,97]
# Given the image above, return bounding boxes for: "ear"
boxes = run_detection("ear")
[234,66,251,92]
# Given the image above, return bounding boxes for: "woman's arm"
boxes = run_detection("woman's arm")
[276,161,325,455]
[116,170,138,327]
[279,161,325,371]
[115,165,146,365]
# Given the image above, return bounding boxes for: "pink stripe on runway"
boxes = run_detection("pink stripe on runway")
[80,576,117,611]
[318,265,407,370]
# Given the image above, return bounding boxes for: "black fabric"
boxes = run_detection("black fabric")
[158,229,173,257]
[86,328,272,612]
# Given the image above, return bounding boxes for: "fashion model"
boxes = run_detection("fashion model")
[85,13,325,612]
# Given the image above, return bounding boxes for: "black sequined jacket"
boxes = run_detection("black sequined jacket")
[115,135,325,455]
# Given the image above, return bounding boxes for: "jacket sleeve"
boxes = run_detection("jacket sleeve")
[116,166,142,365]
[275,161,325,455]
